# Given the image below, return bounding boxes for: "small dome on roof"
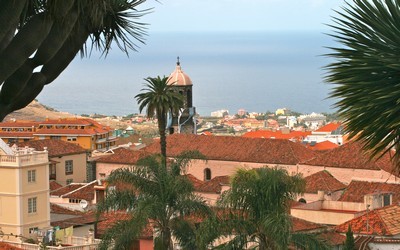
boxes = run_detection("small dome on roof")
[167,57,192,86]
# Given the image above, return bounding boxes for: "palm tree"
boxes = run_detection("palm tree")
[325,0,400,171]
[213,167,328,249]
[135,76,184,163]
[0,0,149,121]
[96,153,211,250]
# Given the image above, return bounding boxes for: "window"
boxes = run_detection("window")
[68,198,81,204]
[28,170,36,183]
[65,160,73,175]
[50,136,61,140]
[67,136,77,142]
[29,227,38,234]
[28,197,37,213]
[66,179,73,185]
[204,168,212,181]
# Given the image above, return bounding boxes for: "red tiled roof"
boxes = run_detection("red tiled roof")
[0,243,23,250]
[50,203,84,215]
[17,139,87,157]
[336,204,400,236]
[144,134,318,165]
[95,148,149,165]
[291,216,325,232]
[196,176,230,193]
[339,180,400,203]
[51,211,96,228]
[0,132,34,138]
[315,122,342,133]
[62,182,98,201]
[0,121,38,127]
[242,130,311,140]
[51,183,85,197]
[304,170,346,194]
[301,142,393,171]
[317,231,345,246]
[305,140,339,151]
[96,211,153,239]
[50,180,63,191]
[39,118,93,126]
[186,174,204,190]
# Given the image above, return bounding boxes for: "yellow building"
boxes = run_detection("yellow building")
[0,139,50,240]
[0,118,117,150]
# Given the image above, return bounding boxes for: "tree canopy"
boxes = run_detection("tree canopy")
[0,0,150,121]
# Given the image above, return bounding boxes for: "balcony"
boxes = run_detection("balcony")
[0,151,48,167]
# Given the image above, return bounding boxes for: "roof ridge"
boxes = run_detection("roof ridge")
[60,180,98,198]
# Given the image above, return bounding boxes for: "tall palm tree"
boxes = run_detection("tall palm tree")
[213,167,328,249]
[325,0,400,171]
[0,0,149,121]
[135,76,184,164]
[97,153,211,250]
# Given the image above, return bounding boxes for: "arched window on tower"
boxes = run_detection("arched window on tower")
[204,168,211,181]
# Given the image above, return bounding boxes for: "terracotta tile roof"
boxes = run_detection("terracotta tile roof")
[17,139,87,157]
[51,183,85,197]
[50,203,84,215]
[317,231,345,246]
[50,180,63,191]
[315,122,342,133]
[51,211,96,228]
[336,204,400,236]
[39,118,93,126]
[339,180,400,203]
[0,243,23,250]
[196,176,230,193]
[62,181,98,201]
[242,130,311,141]
[291,216,325,232]
[186,174,204,190]
[144,134,318,165]
[301,141,393,171]
[96,211,153,239]
[94,148,149,165]
[304,140,339,151]
[304,170,346,194]
[0,121,38,127]
[0,132,34,138]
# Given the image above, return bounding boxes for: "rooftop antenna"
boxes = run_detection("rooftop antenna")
[177,56,180,66]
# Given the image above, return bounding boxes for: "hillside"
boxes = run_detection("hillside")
[4,100,75,121]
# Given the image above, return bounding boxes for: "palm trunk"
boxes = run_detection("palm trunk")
[158,111,167,167]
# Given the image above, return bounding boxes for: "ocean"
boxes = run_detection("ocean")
[37,31,338,117]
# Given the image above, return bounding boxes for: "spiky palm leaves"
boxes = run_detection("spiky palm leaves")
[326,0,400,171]
[135,76,184,162]
[212,167,328,250]
[96,154,211,250]
[0,0,149,121]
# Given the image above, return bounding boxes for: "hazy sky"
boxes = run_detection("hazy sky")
[140,0,344,32]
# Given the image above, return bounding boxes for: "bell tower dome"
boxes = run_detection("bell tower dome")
[167,57,196,134]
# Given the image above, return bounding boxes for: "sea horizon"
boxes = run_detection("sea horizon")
[37,30,339,117]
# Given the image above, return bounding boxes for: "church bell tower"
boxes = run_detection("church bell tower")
[167,57,196,134]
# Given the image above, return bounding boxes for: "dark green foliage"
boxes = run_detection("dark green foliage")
[0,0,149,121]
[212,167,329,250]
[326,0,400,171]
[135,76,184,162]
[344,225,355,250]
[96,152,211,250]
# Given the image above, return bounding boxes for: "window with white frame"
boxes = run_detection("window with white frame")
[67,136,77,141]
[66,179,73,185]
[65,160,73,175]
[28,169,36,183]
[28,197,37,213]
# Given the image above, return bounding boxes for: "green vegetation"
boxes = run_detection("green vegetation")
[135,76,184,162]
[209,167,329,249]
[0,0,149,121]
[326,0,400,169]
[344,225,355,250]
[97,153,210,250]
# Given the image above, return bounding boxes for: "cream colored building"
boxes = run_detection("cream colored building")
[0,139,50,241]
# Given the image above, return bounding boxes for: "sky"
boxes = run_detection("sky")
[140,0,344,33]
